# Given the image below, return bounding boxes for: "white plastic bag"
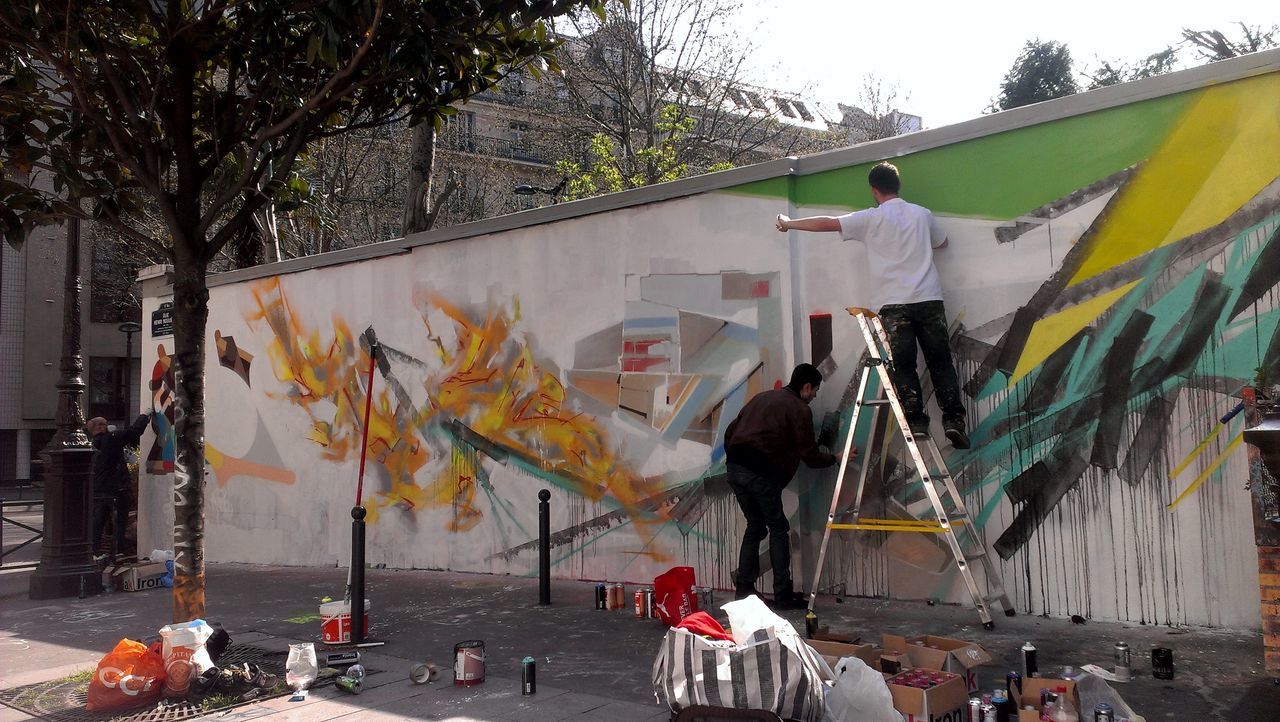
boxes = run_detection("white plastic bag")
[159,619,215,699]
[286,643,318,691]
[824,655,901,722]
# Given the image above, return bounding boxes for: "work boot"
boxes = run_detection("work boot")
[944,422,970,450]
[769,592,808,611]
[908,421,930,439]
[735,586,762,601]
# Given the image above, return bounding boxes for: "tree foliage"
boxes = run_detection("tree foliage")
[0,0,603,622]
[1183,23,1278,61]
[990,39,1079,112]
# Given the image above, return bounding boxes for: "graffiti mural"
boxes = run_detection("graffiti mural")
[136,60,1280,628]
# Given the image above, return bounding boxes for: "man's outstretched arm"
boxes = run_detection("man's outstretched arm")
[776,214,842,233]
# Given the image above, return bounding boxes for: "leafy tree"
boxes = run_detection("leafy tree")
[990,39,1079,112]
[0,0,603,622]
[1085,47,1180,89]
[556,104,733,200]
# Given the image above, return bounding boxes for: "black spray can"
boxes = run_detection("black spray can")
[521,656,536,695]
[1006,670,1022,701]
[1020,642,1037,678]
[804,611,818,639]
[594,583,607,610]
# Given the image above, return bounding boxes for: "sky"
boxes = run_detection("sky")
[734,0,1276,129]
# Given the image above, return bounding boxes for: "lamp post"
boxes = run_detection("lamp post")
[29,216,99,599]
[118,321,142,414]
[512,176,568,205]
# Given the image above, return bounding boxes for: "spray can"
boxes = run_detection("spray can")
[521,656,536,695]
[804,611,818,639]
[968,697,983,722]
[325,650,361,668]
[594,583,607,610]
[1020,642,1038,678]
[1094,702,1115,721]
[980,702,997,722]
[1006,671,1022,703]
[1113,642,1131,682]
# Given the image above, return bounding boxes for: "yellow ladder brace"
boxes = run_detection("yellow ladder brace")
[829,518,965,533]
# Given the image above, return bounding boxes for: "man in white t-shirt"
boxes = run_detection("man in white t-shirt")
[774,162,969,449]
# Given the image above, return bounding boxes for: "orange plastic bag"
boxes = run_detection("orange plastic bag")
[86,639,166,712]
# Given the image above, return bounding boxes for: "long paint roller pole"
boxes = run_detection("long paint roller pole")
[348,334,379,644]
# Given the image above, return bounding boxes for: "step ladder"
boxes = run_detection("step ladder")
[805,308,1014,629]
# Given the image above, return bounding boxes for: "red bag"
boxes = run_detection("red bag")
[676,611,734,641]
[86,639,166,712]
[653,566,696,626]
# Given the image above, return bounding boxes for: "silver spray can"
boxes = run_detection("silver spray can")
[1113,641,1131,682]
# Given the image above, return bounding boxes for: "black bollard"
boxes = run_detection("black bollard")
[350,505,367,644]
[538,489,551,605]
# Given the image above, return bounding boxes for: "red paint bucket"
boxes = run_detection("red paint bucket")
[453,640,485,686]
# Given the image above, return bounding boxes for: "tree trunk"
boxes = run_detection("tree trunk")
[170,241,209,622]
[401,123,435,236]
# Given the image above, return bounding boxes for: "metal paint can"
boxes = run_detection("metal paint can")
[1152,647,1175,679]
[1113,642,1131,682]
[647,588,660,619]
[967,697,982,722]
[611,582,625,610]
[594,583,607,610]
[521,656,536,695]
[633,588,647,618]
[454,640,486,686]
[410,662,441,684]
[804,611,817,639]
[1020,642,1038,678]
[335,674,362,695]
[694,586,713,612]
[1094,702,1115,721]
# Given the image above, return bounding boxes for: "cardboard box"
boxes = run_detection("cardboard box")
[885,667,968,722]
[1016,677,1079,721]
[804,639,880,677]
[884,633,993,693]
[109,561,168,592]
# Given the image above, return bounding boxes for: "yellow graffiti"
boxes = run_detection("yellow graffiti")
[1167,433,1242,510]
[246,279,664,543]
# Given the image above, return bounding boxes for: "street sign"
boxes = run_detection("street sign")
[151,301,174,338]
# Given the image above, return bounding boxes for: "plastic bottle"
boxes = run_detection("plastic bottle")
[1052,685,1078,722]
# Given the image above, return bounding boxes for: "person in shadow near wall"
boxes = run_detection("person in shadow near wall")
[86,413,151,559]
[723,364,847,609]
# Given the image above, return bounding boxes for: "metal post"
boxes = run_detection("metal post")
[350,505,366,644]
[538,489,551,605]
[30,216,98,599]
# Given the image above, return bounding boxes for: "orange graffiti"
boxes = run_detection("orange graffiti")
[246,279,665,542]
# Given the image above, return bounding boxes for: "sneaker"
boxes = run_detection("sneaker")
[944,424,970,450]
[908,422,930,439]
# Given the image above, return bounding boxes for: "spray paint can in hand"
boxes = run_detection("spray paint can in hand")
[521,656,536,695]
[1020,642,1038,678]
[1113,642,1131,682]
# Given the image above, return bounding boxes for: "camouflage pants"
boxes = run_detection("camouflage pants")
[878,300,966,429]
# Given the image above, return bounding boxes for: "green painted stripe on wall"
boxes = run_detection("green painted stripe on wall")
[727,90,1194,220]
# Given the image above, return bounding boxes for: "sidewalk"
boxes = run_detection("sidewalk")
[2,562,1277,720]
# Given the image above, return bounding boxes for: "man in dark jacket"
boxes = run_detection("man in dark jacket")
[723,364,846,609]
[86,413,150,557]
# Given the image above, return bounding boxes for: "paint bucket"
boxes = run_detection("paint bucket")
[454,640,486,686]
[410,662,441,684]
[320,599,371,644]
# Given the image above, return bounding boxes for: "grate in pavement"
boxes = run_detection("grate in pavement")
[0,644,352,722]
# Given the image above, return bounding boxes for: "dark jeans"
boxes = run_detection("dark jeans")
[92,492,129,556]
[726,463,793,598]
[879,300,966,429]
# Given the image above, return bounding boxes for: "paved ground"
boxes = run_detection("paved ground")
[1,562,1277,720]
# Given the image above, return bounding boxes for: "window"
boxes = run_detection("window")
[746,92,768,111]
[687,79,706,98]
[443,111,475,151]
[88,356,129,421]
[727,88,749,108]
[509,122,529,153]
[792,100,815,122]
[773,97,796,118]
